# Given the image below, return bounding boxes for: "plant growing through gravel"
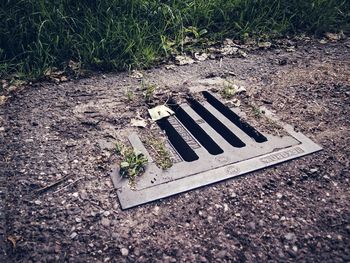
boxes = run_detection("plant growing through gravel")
[115,143,148,182]
[145,138,173,170]
[143,82,157,102]
[220,82,237,99]
[125,87,134,102]
[251,105,263,118]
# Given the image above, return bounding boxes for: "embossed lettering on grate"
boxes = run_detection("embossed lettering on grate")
[111,91,322,209]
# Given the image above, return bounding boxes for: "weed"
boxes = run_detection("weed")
[1,0,349,80]
[125,87,134,102]
[145,138,173,170]
[251,105,263,118]
[115,143,148,183]
[143,82,157,102]
[220,82,237,99]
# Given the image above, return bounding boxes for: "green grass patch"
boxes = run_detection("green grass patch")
[1,0,349,80]
[116,142,148,183]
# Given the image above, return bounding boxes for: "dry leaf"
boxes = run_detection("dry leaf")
[220,46,239,55]
[232,99,241,107]
[258,42,272,49]
[130,70,143,79]
[0,95,7,106]
[238,50,248,58]
[194,52,208,61]
[7,235,21,248]
[60,76,68,82]
[68,60,80,71]
[148,105,175,121]
[175,55,195,66]
[325,32,346,42]
[236,86,246,93]
[165,64,176,70]
[131,118,147,128]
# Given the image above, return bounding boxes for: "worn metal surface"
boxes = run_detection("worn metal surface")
[111,92,322,209]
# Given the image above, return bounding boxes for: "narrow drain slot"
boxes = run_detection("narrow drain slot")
[187,98,246,148]
[157,119,199,162]
[169,103,223,155]
[202,91,268,143]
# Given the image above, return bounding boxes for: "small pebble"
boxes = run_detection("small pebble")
[153,206,160,215]
[248,221,256,230]
[309,168,318,174]
[120,248,129,256]
[103,211,111,217]
[70,232,78,239]
[101,218,110,227]
[285,232,296,241]
[80,191,88,200]
[223,203,229,212]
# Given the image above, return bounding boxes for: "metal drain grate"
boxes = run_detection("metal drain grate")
[111,91,322,209]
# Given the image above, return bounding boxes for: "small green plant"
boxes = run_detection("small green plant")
[115,143,148,182]
[143,82,157,102]
[184,26,208,39]
[220,83,237,99]
[251,105,263,118]
[125,87,134,102]
[146,138,173,170]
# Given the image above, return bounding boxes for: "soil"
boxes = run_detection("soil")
[1,38,350,262]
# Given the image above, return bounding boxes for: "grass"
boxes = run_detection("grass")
[145,138,173,170]
[115,142,148,183]
[1,0,349,80]
[125,87,134,102]
[143,82,157,103]
[220,82,237,99]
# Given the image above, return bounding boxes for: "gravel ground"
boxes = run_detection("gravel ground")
[1,39,350,262]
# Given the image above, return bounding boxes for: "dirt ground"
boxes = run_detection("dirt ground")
[0,38,350,262]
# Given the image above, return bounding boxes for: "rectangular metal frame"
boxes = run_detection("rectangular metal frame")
[111,104,322,209]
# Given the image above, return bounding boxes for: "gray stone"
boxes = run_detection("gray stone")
[70,232,78,239]
[120,248,129,256]
[80,191,88,200]
[248,221,256,230]
[101,218,110,227]
[284,232,296,241]
[309,168,319,174]
[103,211,111,217]
[216,250,227,258]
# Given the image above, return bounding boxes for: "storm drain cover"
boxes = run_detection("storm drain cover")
[111,91,322,209]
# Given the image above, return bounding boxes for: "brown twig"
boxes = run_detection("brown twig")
[53,177,83,194]
[35,175,71,194]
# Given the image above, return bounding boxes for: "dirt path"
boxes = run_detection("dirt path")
[1,40,350,262]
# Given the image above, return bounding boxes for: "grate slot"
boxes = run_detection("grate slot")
[202,91,267,143]
[187,98,246,148]
[168,103,224,155]
[157,118,199,162]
